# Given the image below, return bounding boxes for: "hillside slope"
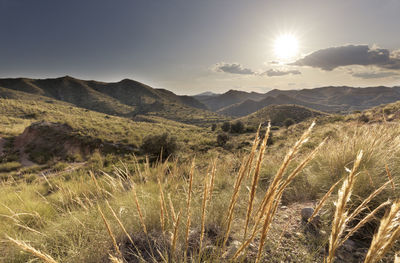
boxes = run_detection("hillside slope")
[239,104,327,126]
[0,76,227,126]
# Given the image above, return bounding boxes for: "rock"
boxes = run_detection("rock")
[301,207,314,222]
[223,240,241,259]
[283,231,292,238]
[282,214,289,220]
[342,239,358,252]
[295,232,303,238]
[281,205,288,209]
[301,207,321,234]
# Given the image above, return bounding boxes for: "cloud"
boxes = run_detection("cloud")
[262,69,301,77]
[352,71,399,79]
[212,62,301,77]
[292,45,400,71]
[213,62,255,75]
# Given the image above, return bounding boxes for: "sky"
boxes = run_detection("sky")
[1,0,400,95]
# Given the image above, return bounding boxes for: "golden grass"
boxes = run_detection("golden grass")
[98,205,122,258]
[327,151,363,263]
[199,172,209,254]
[132,183,147,234]
[6,235,58,263]
[184,159,195,257]
[364,200,400,263]
[1,122,399,262]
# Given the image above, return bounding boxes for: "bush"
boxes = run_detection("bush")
[283,118,295,128]
[211,123,217,131]
[230,121,245,133]
[259,130,273,146]
[358,114,369,123]
[216,133,229,146]
[245,126,257,133]
[221,122,231,132]
[140,133,178,160]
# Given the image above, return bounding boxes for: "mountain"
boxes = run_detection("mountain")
[195,89,267,111]
[0,76,228,126]
[201,86,400,117]
[239,104,327,127]
[194,91,219,97]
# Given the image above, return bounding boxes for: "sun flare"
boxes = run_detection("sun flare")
[274,34,299,60]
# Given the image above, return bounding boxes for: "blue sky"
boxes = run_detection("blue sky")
[1,0,400,94]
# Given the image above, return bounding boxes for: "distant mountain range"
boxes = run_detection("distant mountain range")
[194,86,400,117]
[1,76,400,124]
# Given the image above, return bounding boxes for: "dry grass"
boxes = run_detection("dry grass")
[2,122,400,262]
[364,200,400,263]
[327,151,363,263]
[6,235,58,263]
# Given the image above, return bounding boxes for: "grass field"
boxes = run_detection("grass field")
[0,114,399,262]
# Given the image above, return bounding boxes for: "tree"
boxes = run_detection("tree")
[221,122,231,132]
[140,133,178,160]
[230,121,245,133]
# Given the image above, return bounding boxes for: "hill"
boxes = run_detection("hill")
[0,76,227,126]
[0,98,214,161]
[218,94,343,117]
[239,104,328,127]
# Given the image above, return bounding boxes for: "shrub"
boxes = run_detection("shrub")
[259,130,273,146]
[140,133,178,160]
[358,114,369,123]
[245,126,257,133]
[221,122,231,132]
[283,118,295,128]
[216,133,229,146]
[211,123,217,131]
[383,108,391,115]
[230,121,245,133]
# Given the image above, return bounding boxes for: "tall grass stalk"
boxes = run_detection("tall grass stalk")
[364,200,400,263]
[243,123,269,240]
[327,151,363,263]
[6,235,58,263]
[223,126,261,248]
[184,159,195,257]
[98,205,122,258]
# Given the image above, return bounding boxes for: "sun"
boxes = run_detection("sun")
[273,34,299,60]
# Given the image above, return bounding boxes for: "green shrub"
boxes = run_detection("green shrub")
[140,133,178,160]
[283,118,295,128]
[221,122,231,132]
[230,121,245,133]
[358,114,369,123]
[216,133,229,146]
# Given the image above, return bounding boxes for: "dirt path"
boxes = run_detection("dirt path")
[39,162,86,178]
[20,152,36,167]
